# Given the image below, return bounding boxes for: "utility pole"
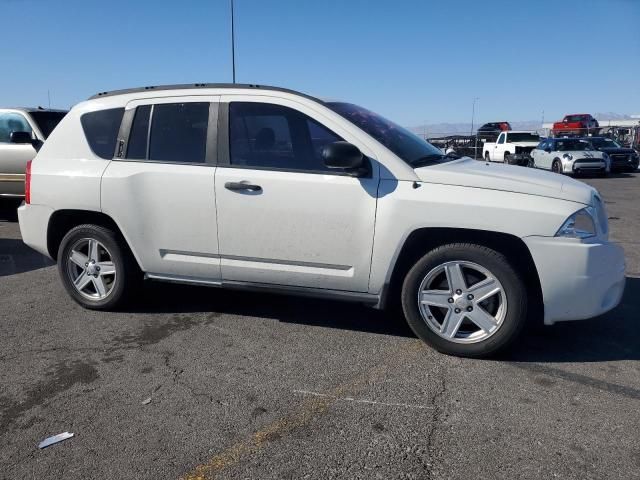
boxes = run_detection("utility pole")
[471,97,479,159]
[470,97,479,136]
[47,90,51,109]
[230,0,236,83]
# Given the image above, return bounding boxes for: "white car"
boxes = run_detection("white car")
[18,84,626,358]
[531,138,609,176]
[482,131,540,164]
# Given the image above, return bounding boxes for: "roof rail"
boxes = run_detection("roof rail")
[88,83,324,103]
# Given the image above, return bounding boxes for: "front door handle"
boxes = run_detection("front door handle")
[225,181,262,192]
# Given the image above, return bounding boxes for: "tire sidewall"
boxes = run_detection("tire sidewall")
[401,244,527,358]
[57,225,129,310]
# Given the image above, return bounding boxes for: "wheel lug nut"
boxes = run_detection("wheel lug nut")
[467,294,474,300]
[448,298,454,303]
[454,308,461,314]
[455,289,462,295]
[467,306,473,312]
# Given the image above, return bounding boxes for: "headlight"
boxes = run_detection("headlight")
[562,153,573,160]
[556,207,597,239]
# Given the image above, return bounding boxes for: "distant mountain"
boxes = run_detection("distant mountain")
[409,113,636,138]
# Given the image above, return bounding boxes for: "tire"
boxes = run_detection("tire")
[503,152,511,164]
[401,243,527,358]
[57,224,140,310]
[484,152,490,162]
[552,159,562,174]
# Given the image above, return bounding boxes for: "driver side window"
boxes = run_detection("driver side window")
[228,102,343,172]
[497,133,505,144]
[0,112,32,143]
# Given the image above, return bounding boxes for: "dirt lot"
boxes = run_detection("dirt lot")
[1,173,639,480]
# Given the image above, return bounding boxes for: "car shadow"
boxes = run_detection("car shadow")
[506,276,639,362]
[131,276,639,362]
[0,238,54,277]
[0,199,20,223]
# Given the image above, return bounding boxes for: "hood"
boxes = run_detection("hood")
[560,150,604,158]
[598,147,637,155]
[414,158,594,205]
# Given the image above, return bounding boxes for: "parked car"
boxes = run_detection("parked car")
[18,83,625,358]
[483,131,540,165]
[531,138,609,175]
[0,108,67,198]
[582,136,639,172]
[476,122,511,142]
[552,114,599,137]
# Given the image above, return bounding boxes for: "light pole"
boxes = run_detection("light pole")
[470,97,479,136]
[471,97,479,159]
[230,0,236,83]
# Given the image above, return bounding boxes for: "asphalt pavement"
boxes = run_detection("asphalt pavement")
[0,173,639,480]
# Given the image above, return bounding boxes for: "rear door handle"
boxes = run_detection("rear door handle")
[225,181,262,192]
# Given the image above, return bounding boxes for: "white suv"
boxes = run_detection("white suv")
[18,84,626,358]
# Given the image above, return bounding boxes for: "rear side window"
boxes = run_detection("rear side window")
[81,108,124,159]
[148,103,208,163]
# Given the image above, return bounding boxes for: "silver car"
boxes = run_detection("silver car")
[0,108,67,198]
[530,137,609,176]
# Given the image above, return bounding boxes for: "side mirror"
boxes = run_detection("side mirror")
[322,141,365,171]
[9,131,33,144]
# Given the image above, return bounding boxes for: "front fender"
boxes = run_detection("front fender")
[368,179,581,294]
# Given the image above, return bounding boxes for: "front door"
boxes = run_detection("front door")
[0,111,36,196]
[214,97,378,292]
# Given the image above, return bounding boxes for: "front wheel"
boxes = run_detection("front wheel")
[401,243,527,358]
[57,224,140,310]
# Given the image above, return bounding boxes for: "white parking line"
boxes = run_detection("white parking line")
[293,389,434,409]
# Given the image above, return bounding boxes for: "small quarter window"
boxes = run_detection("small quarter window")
[149,103,208,163]
[126,105,151,160]
[81,108,124,159]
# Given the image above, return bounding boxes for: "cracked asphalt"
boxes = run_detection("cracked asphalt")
[1,172,639,479]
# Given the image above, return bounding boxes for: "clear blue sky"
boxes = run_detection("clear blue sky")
[2,0,638,125]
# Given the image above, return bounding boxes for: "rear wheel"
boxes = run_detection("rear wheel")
[401,243,527,358]
[552,159,562,174]
[503,152,511,164]
[57,224,140,310]
[484,152,490,162]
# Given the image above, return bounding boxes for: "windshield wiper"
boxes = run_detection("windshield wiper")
[410,151,460,167]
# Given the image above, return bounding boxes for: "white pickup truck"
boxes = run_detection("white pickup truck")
[483,131,541,164]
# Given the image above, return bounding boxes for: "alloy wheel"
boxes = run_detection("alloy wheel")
[417,261,507,344]
[65,238,117,300]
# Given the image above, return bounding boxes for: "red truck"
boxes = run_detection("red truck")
[552,114,599,137]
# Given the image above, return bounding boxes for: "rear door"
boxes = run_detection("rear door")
[101,96,221,281]
[214,96,378,292]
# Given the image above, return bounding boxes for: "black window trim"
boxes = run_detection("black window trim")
[115,101,218,166]
[217,101,371,178]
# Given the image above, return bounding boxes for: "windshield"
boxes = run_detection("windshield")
[556,139,591,151]
[326,102,447,166]
[508,132,540,142]
[29,111,66,138]
[566,115,588,122]
[589,138,621,149]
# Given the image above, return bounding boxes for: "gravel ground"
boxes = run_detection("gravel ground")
[0,172,638,480]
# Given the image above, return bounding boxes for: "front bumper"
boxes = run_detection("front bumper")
[18,203,54,259]
[524,236,625,325]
